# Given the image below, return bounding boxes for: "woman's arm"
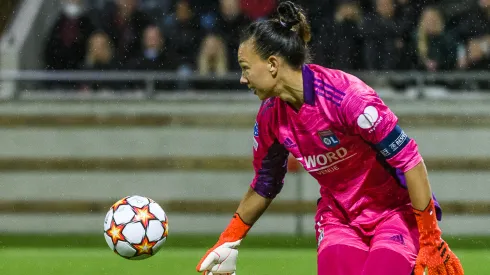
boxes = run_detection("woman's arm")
[236,187,274,224]
[404,161,432,210]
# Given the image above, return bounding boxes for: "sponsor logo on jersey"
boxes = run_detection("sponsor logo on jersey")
[317,129,340,148]
[302,147,356,171]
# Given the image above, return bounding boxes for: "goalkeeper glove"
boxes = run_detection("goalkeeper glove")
[196,213,251,274]
[413,199,464,275]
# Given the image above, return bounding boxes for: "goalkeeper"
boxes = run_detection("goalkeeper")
[196,1,464,274]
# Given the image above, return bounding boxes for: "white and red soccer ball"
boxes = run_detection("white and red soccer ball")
[103,195,168,260]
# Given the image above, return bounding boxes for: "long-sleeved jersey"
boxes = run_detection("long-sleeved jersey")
[250,64,441,228]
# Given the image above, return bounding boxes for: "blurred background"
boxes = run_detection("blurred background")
[0,0,489,274]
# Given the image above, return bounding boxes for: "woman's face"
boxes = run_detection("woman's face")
[238,39,279,100]
[421,9,444,35]
[376,0,394,18]
[90,34,111,61]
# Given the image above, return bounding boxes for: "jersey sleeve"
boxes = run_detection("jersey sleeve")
[340,83,422,172]
[250,100,289,199]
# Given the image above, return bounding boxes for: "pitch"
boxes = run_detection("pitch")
[0,248,488,274]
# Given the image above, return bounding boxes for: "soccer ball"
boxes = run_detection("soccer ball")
[103,195,168,260]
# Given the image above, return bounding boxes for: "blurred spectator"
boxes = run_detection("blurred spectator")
[182,0,218,32]
[415,7,457,71]
[457,0,490,43]
[189,0,218,14]
[211,0,250,71]
[359,0,441,15]
[82,31,117,70]
[456,0,490,70]
[297,0,336,68]
[296,0,336,39]
[198,34,228,76]
[139,0,173,21]
[240,0,277,20]
[362,0,403,70]
[162,0,202,70]
[460,37,490,89]
[125,25,179,90]
[85,0,105,10]
[196,34,244,90]
[325,0,363,70]
[296,0,335,22]
[80,31,121,90]
[126,25,177,71]
[38,0,490,93]
[99,0,153,65]
[44,0,95,71]
[465,38,490,70]
[394,0,419,69]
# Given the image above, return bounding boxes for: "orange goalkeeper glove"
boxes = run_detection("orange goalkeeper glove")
[196,213,251,275]
[413,199,464,275]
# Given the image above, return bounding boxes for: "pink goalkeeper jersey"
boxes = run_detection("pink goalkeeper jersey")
[250,64,441,229]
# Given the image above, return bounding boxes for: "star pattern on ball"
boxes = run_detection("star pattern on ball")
[111,197,128,211]
[106,220,126,245]
[134,236,157,256]
[132,205,156,228]
[162,220,169,238]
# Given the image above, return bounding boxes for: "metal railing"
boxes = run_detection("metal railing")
[0,70,489,100]
[2,70,489,81]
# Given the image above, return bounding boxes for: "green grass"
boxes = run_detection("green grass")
[1,234,490,249]
[0,235,488,274]
[0,248,488,274]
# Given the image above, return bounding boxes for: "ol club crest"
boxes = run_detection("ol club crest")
[318,129,340,148]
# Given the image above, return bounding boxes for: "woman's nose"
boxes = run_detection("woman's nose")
[240,76,248,85]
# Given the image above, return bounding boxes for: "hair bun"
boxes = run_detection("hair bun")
[277,1,300,29]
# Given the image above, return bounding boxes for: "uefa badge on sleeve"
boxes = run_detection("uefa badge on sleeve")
[317,228,324,248]
[318,129,340,148]
[253,121,259,150]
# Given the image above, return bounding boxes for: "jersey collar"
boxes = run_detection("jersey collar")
[302,64,315,106]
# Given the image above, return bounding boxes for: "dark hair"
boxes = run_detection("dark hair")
[239,1,312,69]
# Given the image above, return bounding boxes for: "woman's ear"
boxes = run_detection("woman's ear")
[267,56,279,77]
